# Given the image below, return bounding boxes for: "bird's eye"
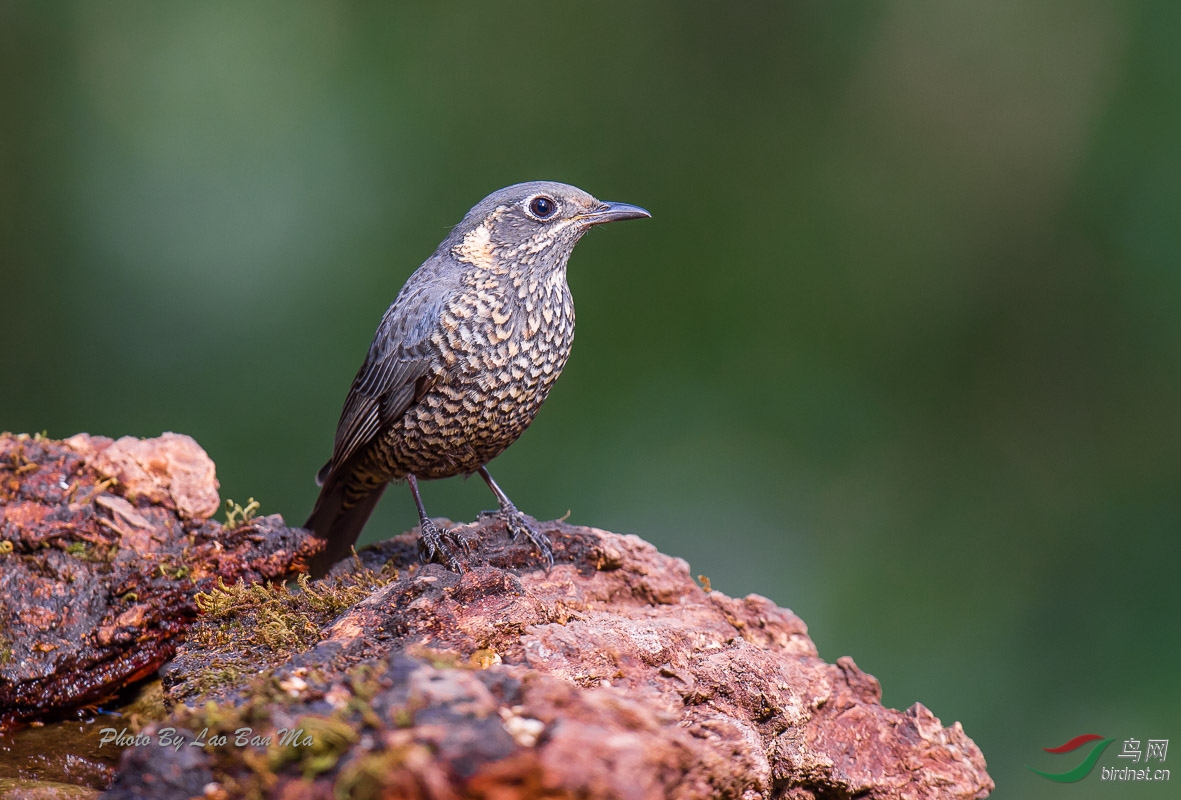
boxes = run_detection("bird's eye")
[528,196,557,219]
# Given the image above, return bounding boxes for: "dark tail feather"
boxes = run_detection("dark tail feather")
[304,471,387,578]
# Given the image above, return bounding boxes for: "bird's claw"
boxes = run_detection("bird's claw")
[482,506,553,567]
[416,518,470,572]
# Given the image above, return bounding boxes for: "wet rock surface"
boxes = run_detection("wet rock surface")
[0,433,322,729]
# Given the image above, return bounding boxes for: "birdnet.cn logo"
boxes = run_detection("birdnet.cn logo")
[1027,734,1169,783]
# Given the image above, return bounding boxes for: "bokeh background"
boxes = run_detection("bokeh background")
[2,2,1178,796]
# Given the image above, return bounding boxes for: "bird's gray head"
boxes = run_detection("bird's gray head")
[446,181,649,274]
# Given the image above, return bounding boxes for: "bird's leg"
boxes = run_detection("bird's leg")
[407,474,467,572]
[477,466,554,566]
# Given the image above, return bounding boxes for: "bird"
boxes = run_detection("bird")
[304,181,650,577]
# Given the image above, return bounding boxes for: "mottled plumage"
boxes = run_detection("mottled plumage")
[305,181,649,576]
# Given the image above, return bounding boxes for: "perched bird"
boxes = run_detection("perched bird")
[305,181,650,577]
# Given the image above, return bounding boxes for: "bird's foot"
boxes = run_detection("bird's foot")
[416,518,472,572]
[479,506,554,567]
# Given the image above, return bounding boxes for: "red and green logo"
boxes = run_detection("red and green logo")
[1028,734,1116,782]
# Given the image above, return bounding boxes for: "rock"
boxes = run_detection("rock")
[0,778,101,799]
[1,432,993,798]
[0,433,323,729]
[64,433,220,521]
[134,519,992,799]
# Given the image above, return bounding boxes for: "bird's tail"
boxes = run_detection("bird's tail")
[304,465,387,578]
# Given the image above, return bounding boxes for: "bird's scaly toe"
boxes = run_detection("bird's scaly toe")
[417,518,467,573]
[495,507,554,567]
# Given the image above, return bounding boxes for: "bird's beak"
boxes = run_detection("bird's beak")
[579,201,652,226]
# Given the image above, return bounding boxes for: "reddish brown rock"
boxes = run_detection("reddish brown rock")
[0,433,323,729]
[64,432,220,521]
[125,518,993,799]
[1,432,992,797]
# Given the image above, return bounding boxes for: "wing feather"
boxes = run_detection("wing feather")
[324,271,453,475]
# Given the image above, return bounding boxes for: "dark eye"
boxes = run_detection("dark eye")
[529,196,557,219]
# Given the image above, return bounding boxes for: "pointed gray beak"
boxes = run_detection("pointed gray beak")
[580,201,652,226]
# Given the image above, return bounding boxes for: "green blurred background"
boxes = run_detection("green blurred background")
[2,2,1178,796]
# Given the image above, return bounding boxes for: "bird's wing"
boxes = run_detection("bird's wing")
[324,273,453,476]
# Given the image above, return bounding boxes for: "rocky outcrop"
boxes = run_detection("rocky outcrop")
[136,520,991,798]
[0,433,321,728]
[0,433,992,798]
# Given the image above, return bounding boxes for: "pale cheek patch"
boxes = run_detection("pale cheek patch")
[453,223,495,267]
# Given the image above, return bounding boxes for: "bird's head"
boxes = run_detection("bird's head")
[446,181,650,274]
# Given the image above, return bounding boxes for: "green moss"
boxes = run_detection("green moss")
[194,665,247,696]
[64,540,118,562]
[333,746,420,799]
[195,571,395,649]
[195,578,320,655]
[346,663,383,702]
[278,715,357,778]
[156,558,190,579]
[223,497,261,529]
[176,565,397,705]
[390,707,413,729]
[160,661,397,796]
